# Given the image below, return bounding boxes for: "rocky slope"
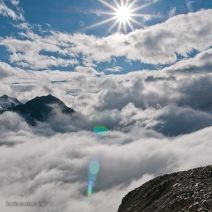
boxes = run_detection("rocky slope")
[118,166,212,212]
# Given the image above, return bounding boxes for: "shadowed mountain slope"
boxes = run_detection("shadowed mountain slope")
[118,166,212,212]
[9,94,74,126]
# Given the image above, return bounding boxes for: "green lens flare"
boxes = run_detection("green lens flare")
[93,125,109,134]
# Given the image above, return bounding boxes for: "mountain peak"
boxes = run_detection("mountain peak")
[11,94,74,125]
[0,95,22,111]
[1,95,9,98]
[31,94,61,104]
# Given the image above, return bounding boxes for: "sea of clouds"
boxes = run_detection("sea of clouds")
[0,57,212,212]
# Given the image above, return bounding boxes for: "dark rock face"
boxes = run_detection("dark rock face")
[0,94,74,126]
[11,94,74,125]
[118,166,212,212]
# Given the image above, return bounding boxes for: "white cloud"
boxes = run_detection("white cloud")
[0,56,212,211]
[53,9,212,65]
[73,66,99,76]
[0,0,24,21]
[169,7,177,17]
[1,10,212,70]
[0,113,211,212]
[10,0,19,6]
[164,48,212,73]
[0,36,78,70]
[104,66,123,72]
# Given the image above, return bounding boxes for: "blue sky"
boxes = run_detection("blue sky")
[0,0,212,74]
[17,0,211,35]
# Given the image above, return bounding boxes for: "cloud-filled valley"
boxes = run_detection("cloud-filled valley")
[1,54,212,211]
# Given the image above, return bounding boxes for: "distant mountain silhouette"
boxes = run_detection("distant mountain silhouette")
[1,94,74,126]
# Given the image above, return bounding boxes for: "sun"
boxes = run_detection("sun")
[115,5,133,24]
[105,0,141,33]
[83,0,146,33]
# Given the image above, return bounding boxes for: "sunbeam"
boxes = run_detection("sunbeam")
[82,0,147,33]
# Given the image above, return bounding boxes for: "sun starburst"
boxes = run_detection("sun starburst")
[115,5,133,23]
[100,0,143,33]
[83,0,149,33]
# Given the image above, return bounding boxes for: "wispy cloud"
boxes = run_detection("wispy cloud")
[0,0,24,21]
[1,9,211,71]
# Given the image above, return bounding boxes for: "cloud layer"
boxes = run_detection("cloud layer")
[0,45,212,211]
[0,9,212,70]
[0,112,212,212]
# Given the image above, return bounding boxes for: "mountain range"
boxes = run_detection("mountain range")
[0,94,74,126]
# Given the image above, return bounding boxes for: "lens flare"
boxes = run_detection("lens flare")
[87,158,100,196]
[87,180,94,197]
[93,125,109,134]
[86,126,109,196]
[89,159,100,175]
